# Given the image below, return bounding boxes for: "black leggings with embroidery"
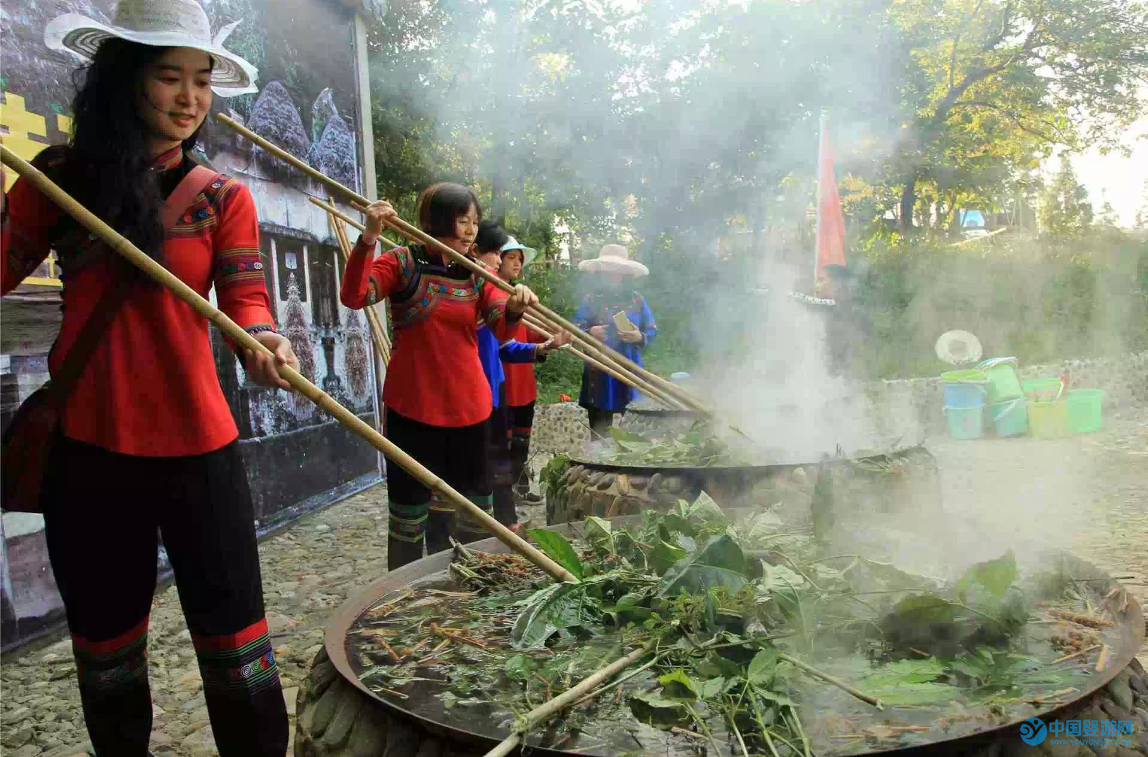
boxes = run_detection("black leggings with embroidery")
[41,434,287,757]
[382,407,492,570]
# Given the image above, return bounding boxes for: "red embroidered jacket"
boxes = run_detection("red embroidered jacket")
[340,239,517,427]
[502,320,549,407]
[1,146,275,456]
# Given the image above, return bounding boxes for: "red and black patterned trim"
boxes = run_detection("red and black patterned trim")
[192,618,280,696]
[72,617,150,693]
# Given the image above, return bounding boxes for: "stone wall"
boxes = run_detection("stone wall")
[532,351,1148,456]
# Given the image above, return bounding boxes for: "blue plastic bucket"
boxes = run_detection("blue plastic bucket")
[941,369,989,409]
[990,398,1028,438]
[944,404,985,440]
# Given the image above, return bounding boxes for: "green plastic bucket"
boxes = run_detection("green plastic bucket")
[1022,378,1062,403]
[990,398,1028,438]
[977,358,1023,404]
[1065,389,1104,434]
[944,405,984,440]
[1027,399,1067,438]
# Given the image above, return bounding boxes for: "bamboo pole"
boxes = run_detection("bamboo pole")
[325,195,391,355]
[307,196,681,409]
[482,641,654,757]
[369,207,692,411]
[1,144,577,585]
[322,197,391,362]
[519,314,671,404]
[216,114,696,412]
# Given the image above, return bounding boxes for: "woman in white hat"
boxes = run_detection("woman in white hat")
[2,1,289,754]
[574,244,657,435]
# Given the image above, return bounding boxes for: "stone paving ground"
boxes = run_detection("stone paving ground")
[1,406,1146,756]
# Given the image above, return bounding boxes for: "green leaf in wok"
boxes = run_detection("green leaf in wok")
[511,583,598,649]
[956,550,1016,604]
[658,534,749,597]
[630,691,691,727]
[527,529,584,580]
[658,669,699,699]
[747,648,779,686]
[608,427,652,452]
[649,539,689,574]
[505,655,536,683]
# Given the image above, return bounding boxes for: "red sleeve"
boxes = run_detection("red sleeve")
[2,173,62,295]
[477,276,521,340]
[210,179,275,345]
[340,239,405,309]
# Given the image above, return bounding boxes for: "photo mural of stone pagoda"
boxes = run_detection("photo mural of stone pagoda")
[1,0,388,650]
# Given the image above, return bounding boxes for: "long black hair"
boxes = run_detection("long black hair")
[41,39,211,264]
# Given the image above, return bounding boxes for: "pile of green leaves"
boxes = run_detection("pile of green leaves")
[592,426,750,468]
[496,497,1095,753]
[360,495,1103,755]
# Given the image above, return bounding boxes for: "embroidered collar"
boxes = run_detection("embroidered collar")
[151,145,185,173]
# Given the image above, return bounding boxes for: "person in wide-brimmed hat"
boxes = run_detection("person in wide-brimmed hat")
[574,244,657,434]
[2,1,293,754]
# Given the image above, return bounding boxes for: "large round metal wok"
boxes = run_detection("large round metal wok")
[324,516,1145,757]
[549,437,940,527]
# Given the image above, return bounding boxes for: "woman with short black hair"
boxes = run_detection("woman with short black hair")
[341,185,539,568]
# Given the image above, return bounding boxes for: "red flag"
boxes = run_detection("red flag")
[814,113,846,295]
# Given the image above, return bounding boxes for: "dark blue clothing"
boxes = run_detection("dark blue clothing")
[477,325,537,409]
[574,290,657,412]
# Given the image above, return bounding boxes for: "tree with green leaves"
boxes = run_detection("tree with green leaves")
[889,0,1148,232]
[1038,156,1094,232]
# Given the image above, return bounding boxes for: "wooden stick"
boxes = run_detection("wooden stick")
[326,194,392,356]
[778,653,883,710]
[330,201,391,353]
[361,208,687,411]
[308,195,680,409]
[1,144,577,586]
[1052,644,1101,664]
[322,198,391,362]
[215,115,696,411]
[482,641,654,757]
[519,313,677,406]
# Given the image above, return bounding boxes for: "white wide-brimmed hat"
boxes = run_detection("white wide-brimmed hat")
[500,236,539,269]
[935,329,984,365]
[578,244,649,277]
[46,0,259,97]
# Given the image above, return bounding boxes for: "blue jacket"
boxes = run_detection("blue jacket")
[574,290,657,412]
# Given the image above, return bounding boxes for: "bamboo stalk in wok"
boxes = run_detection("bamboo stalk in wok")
[0,144,577,585]
[218,113,692,413]
[308,196,674,407]
[325,198,391,363]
